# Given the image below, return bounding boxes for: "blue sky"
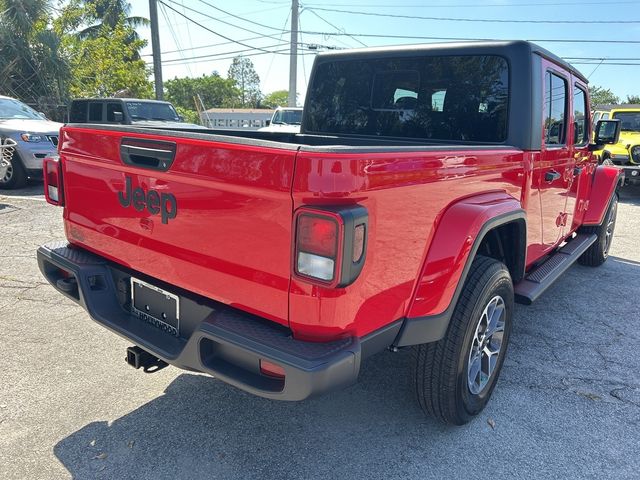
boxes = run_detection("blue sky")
[131,0,640,106]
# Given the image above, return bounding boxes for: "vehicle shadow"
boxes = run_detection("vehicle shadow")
[0,181,44,198]
[618,184,640,205]
[53,351,448,480]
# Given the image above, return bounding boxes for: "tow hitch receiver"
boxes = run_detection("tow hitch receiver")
[126,346,169,373]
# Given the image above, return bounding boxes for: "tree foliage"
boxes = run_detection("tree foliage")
[227,56,262,108]
[262,90,289,108]
[65,20,152,98]
[0,0,70,110]
[625,95,640,104]
[589,85,619,106]
[165,73,239,111]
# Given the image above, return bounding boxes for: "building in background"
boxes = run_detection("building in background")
[200,108,274,130]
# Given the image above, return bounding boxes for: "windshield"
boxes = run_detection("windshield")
[272,109,302,125]
[125,101,180,122]
[612,111,640,132]
[0,98,45,120]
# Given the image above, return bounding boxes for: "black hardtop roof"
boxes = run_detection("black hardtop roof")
[72,98,172,104]
[315,40,587,83]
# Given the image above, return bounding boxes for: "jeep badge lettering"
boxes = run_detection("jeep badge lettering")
[118,176,177,224]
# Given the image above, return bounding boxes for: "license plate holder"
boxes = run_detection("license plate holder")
[131,278,180,336]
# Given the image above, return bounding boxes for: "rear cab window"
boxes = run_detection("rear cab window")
[305,54,509,143]
[612,110,640,133]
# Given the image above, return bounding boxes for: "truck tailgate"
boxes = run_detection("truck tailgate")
[59,126,297,326]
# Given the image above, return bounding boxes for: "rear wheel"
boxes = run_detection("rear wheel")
[412,255,514,425]
[0,151,27,189]
[578,194,618,267]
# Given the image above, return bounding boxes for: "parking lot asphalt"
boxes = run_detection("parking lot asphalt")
[1,183,639,480]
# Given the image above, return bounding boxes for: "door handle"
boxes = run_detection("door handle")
[545,170,561,183]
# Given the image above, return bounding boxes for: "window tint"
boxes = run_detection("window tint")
[69,101,87,122]
[573,86,588,145]
[89,102,103,122]
[305,55,509,142]
[544,72,567,145]
[107,103,123,122]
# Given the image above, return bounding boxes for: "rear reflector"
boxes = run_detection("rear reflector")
[260,359,286,378]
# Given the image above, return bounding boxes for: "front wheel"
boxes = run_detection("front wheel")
[578,194,618,267]
[0,151,27,189]
[412,255,514,425]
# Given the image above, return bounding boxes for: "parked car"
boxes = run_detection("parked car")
[39,41,622,425]
[592,104,640,164]
[68,98,204,129]
[258,106,302,133]
[0,95,62,189]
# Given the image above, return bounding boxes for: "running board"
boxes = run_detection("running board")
[514,233,597,305]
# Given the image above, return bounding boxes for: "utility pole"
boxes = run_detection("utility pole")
[288,0,299,107]
[149,0,164,100]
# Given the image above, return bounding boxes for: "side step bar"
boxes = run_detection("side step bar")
[514,233,597,305]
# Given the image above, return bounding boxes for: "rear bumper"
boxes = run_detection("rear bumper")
[37,242,385,401]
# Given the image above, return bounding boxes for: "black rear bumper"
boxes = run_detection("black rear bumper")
[621,165,640,185]
[37,242,396,400]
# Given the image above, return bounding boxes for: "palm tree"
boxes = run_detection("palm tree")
[77,0,148,40]
[0,0,69,106]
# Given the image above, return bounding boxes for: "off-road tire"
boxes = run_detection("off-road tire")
[0,151,27,189]
[577,194,618,267]
[412,255,514,425]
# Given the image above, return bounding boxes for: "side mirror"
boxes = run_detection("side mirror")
[113,111,124,123]
[265,119,271,126]
[590,119,620,150]
[178,115,184,122]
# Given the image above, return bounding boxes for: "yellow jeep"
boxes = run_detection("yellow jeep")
[592,105,640,165]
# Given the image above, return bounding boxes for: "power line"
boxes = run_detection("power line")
[301,1,639,8]
[304,7,367,48]
[160,43,290,64]
[195,0,285,32]
[305,6,640,24]
[158,0,289,54]
[296,30,640,45]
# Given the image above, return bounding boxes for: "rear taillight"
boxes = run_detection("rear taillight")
[43,155,63,206]
[294,206,368,287]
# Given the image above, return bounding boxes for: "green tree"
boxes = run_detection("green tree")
[262,90,290,108]
[65,21,152,98]
[0,0,70,110]
[589,85,619,106]
[625,95,640,104]
[165,73,239,111]
[227,56,262,108]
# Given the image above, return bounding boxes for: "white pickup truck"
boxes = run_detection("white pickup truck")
[258,107,302,133]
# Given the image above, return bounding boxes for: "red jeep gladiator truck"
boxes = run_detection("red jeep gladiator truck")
[38,41,622,425]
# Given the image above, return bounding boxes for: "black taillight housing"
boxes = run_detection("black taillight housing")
[43,155,64,206]
[293,205,368,287]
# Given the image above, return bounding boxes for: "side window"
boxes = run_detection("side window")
[106,103,123,122]
[431,90,446,112]
[544,71,567,145]
[88,102,103,122]
[601,112,610,120]
[69,101,87,122]
[573,86,588,145]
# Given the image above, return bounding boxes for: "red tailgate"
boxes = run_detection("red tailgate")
[59,126,296,326]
